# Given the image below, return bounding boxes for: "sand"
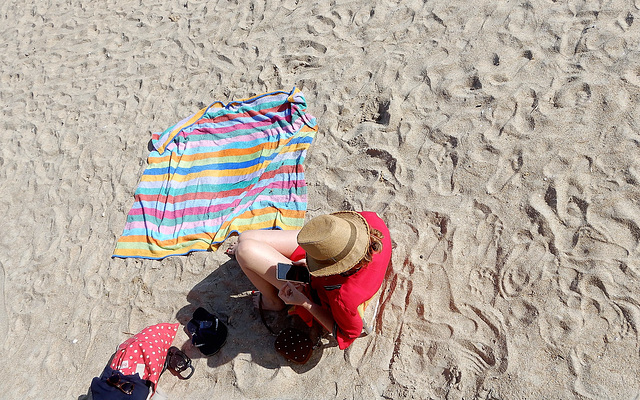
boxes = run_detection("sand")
[2,0,640,399]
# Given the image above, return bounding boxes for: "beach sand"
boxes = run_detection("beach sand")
[2,0,640,398]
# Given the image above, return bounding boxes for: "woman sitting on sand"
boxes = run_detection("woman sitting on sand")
[231,211,391,349]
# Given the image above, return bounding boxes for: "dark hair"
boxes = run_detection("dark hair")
[341,229,384,276]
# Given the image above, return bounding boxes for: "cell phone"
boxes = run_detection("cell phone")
[276,263,310,284]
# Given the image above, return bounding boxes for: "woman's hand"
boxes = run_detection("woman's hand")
[280,281,337,334]
[278,282,309,306]
[292,259,308,268]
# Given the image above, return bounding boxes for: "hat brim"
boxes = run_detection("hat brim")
[306,211,370,277]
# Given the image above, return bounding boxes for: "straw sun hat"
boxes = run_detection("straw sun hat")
[297,211,370,277]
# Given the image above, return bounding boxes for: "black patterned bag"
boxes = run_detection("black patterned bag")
[274,327,315,364]
[258,294,319,364]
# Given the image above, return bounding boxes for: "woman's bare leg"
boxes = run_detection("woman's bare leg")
[234,229,301,311]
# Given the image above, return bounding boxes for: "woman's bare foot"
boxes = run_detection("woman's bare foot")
[255,292,286,312]
[224,242,237,258]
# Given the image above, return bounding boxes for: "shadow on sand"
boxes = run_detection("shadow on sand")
[174,258,335,374]
[77,257,336,399]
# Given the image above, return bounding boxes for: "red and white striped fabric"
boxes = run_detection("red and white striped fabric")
[109,323,179,390]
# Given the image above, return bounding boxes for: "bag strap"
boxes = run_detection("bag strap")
[258,293,278,335]
[258,292,324,352]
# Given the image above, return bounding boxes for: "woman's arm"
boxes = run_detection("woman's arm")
[278,282,336,332]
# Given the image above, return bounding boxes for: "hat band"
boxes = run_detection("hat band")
[312,222,358,266]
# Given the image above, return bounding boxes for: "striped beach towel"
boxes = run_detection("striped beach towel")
[113,88,317,260]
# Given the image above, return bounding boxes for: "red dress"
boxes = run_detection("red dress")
[290,211,391,349]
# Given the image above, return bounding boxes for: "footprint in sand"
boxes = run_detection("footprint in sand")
[499,239,554,298]
[569,348,614,400]
[528,166,638,345]
[530,155,636,265]
[85,274,104,299]
[68,202,94,242]
[486,150,523,195]
[529,186,582,253]
[571,226,629,261]
[538,288,631,400]
[536,246,640,399]
[579,275,637,343]
[0,262,7,348]
[390,259,507,397]
[306,13,336,36]
[468,211,503,305]
[387,325,460,399]
[451,203,503,306]
[551,79,592,109]
[428,143,458,196]
[585,196,640,260]
[421,263,478,336]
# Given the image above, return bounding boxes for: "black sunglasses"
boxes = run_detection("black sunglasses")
[107,372,134,395]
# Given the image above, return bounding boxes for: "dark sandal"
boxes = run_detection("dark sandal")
[187,307,228,356]
[165,346,195,380]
